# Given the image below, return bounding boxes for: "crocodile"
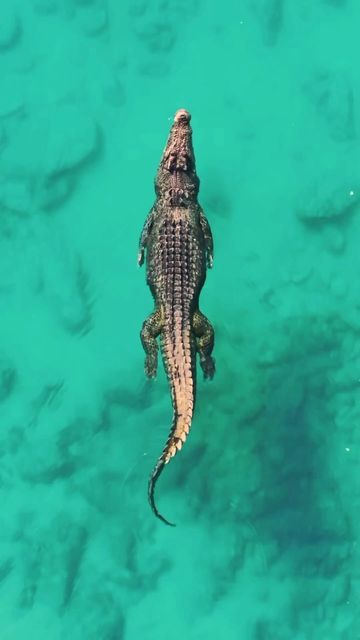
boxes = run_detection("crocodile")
[138,108,215,526]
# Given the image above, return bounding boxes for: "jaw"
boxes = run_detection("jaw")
[154,109,200,205]
[160,109,196,173]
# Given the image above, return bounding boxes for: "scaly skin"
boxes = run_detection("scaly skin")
[138,109,215,526]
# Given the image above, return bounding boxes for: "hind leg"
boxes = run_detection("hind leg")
[192,310,215,379]
[140,308,163,378]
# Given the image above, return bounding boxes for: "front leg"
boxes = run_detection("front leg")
[199,208,214,268]
[192,309,215,379]
[138,207,155,266]
[140,308,163,378]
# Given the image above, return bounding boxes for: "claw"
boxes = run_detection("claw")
[138,249,144,266]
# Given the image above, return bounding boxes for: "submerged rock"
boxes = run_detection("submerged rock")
[0,104,100,214]
[33,1,58,15]
[252,0,284,47]
[80,7,108,36]
[44,105,99,175]
[38,174,75,211]
[139,22,176,53]
[0,5,21,52]
[304,71,356,142]
[296,174,359,224]
[322,226,347,254]
[0,353,16,401]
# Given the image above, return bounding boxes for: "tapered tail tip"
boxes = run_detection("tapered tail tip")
[148,460,176,527]
[174,108,191,124]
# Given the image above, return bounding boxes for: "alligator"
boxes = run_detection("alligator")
[138,108,215,526]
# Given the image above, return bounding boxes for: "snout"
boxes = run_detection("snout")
[174,109,191,124]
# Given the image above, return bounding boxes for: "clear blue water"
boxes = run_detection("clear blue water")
[0,1,359,638]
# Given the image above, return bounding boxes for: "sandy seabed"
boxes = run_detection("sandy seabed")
[0,1,359,638]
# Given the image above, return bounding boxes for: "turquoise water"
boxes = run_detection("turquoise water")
[0,0,359,637]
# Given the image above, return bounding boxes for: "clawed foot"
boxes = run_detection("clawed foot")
[145,354,157,379]
[141,309,162,379]
[200,355,215,380]
[138,249,145,266]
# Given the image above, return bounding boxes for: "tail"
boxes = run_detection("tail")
[148,457,176,527]
[148,321,195,526]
